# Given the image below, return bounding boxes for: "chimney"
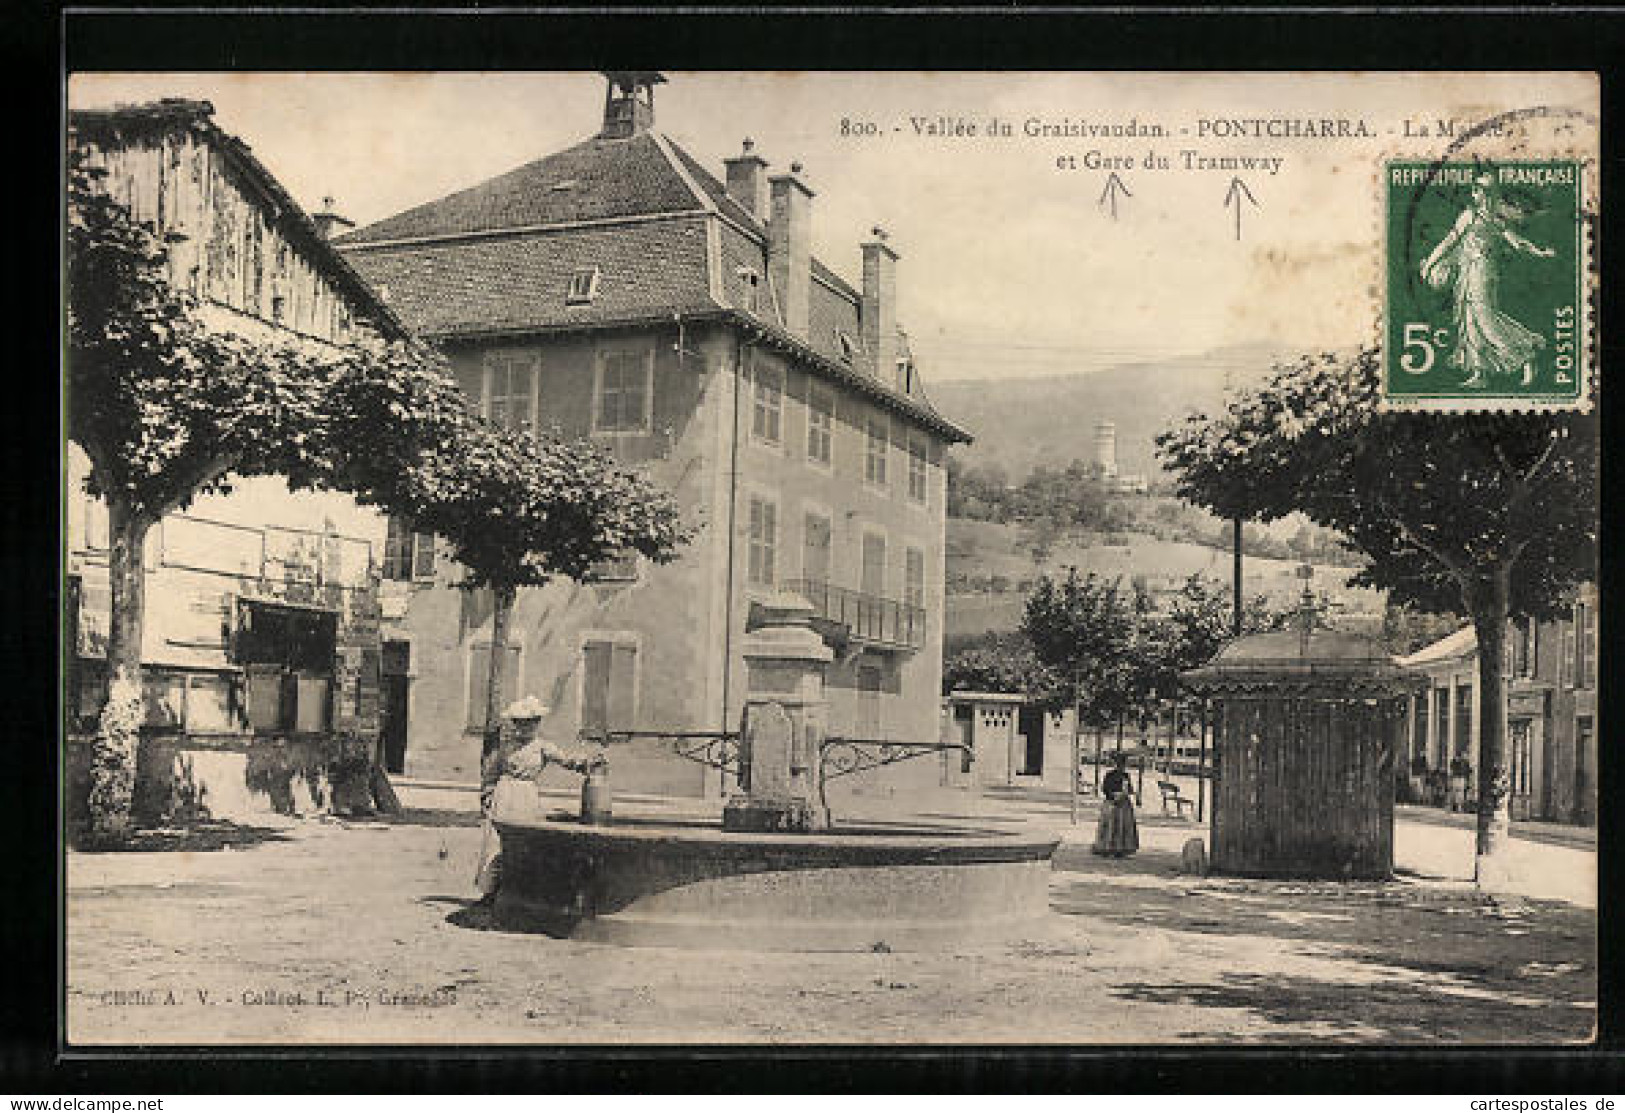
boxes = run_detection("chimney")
[599,70,665,139]
[861,227,900,385]
[723,138,770,223]
[767,164,814,339]
[311,195,354,241]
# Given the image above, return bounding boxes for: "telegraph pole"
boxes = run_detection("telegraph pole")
[1232,514,1244,637]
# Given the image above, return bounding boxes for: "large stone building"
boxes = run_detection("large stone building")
[1398,583,1598,825]
[66,99,408,820]
[335,73,971,795]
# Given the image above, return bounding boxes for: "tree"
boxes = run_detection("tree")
[1147,574,1291,694]
[1381,600,1465,658]
[67,158,356,842]
[391,414,687,764]
[1021,570,1142,727]
[1157,348,1597,879]
[942,632,1059,703]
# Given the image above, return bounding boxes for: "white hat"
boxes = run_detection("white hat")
[504,696,549,720]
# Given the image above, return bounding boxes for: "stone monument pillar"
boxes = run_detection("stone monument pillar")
[723,591,833,833]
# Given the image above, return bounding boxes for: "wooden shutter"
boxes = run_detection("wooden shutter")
[581,641,612,737]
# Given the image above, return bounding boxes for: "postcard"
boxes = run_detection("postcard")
[64,69,1598,1046]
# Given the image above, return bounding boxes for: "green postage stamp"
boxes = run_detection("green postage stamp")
[1383,159,1588,411]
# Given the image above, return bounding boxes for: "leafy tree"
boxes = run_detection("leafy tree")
[1380,601,1465,658]
[942,632,1060,703]
[1145,574,1292,694]
[1158,348,1597,878]
[392,415,688,764]
[67,158,362,842]
[1021,570,1143,727]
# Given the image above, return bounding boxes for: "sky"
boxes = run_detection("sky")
[70,71,1597,384]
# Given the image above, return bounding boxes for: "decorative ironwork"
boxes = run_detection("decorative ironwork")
[592,730,741,775]
[816,736,972,815]
[818,736,969,783]
[781,578,926,651]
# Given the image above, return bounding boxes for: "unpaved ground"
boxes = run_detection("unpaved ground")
[66,788,1596,1045]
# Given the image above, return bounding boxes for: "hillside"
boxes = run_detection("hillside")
[926,341,1290,482]
[944,518,1384,643]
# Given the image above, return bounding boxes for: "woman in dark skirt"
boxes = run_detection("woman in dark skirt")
[1093,752,1140,857]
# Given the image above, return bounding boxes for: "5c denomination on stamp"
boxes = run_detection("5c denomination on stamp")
[1383,159,1588,411]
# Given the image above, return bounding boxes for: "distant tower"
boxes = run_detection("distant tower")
[1093,420,1118,479]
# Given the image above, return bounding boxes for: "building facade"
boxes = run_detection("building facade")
[335,74,971,795]
[1398,584,1598,825]
[66,100,407,820]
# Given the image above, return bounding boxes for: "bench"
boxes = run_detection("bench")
[1157,779,1195,819]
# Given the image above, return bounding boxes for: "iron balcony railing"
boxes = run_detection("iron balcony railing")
[782,577,926,651]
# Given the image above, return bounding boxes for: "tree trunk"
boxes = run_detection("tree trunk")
[481,583,517,764]
[1470,565,1515,883]
[86,500,153,845]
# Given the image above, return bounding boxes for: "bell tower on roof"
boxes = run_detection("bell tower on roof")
[600,71,666,139]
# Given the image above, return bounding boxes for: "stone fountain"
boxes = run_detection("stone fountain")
[490,592,1059,951]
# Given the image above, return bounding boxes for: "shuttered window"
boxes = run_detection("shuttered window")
[748,497,777,587]
[466,643,521,731]
[802,512,832,583]
[581,640,637,738]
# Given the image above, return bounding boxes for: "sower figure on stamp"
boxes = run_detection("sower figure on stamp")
[1420,173,1557,387]
[474,697,606,905]
[1093,751,1140,858]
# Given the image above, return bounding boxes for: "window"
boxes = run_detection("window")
[802,511,832,583]
[897,357,916,394]
[466,642,521,732]
[1413,695,1429,761]
[752,360,784,444]
[236,601,337,734]
[581,639,637,737]
[382,517,435,581]
[1453,684,1473,759]
[140,670,251,735]
[857,664,883,736]
[806,385,834,466]
[1575,602,1595,689]
[747,496,778,587]
[1513,616,1536,679]
[865,417,889,486]
[836,331,859,363]
[861,532,886,597]
[594,347,653,433]
[585,553,640,583]
[737,267,762,314]
[906,435,928,503]
[566,266,601,305]
[905,547,926,609]
[484,350,539,433]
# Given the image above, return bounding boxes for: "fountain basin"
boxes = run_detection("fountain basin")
[492,813,1060,951]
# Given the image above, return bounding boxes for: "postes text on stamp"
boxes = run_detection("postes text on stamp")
[1384,159,1586,411]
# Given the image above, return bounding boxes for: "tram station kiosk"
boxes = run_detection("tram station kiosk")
[1181,621,1423,880]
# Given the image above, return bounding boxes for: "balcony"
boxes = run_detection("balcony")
[780,578,926,652]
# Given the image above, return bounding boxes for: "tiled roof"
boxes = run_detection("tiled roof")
[335,128,967,440]
[343,217,716,337]
[335,133,702,246]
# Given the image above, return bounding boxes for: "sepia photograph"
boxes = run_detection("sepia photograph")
[61,65,1599,1048]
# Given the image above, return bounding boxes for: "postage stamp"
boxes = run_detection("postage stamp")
[1383,158,1589,411]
